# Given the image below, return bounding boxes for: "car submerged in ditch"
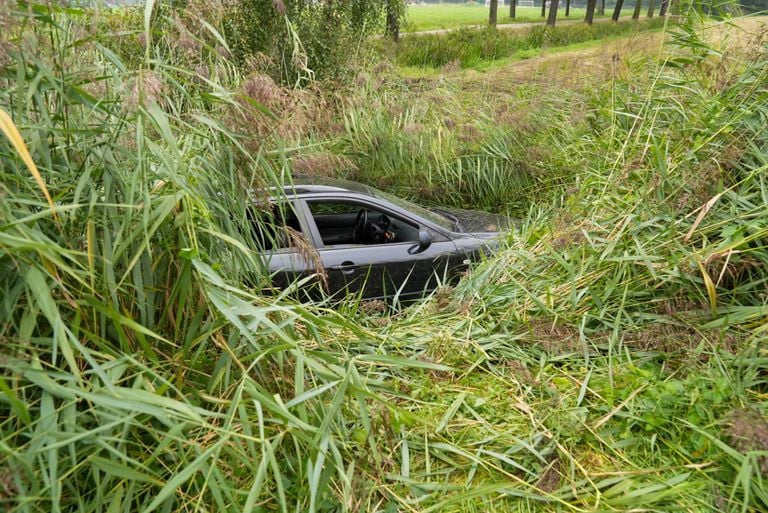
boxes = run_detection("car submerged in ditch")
[251,177,506,300]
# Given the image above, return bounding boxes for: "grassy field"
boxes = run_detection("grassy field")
[405,4,636,31]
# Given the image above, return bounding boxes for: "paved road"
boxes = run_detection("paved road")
[403,16,616,36]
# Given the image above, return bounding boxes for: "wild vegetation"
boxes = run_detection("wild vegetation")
[1,1,767,513]
[223,0,405,81]
[393,17,665,68]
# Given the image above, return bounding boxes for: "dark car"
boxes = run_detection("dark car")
[253,177,505,300]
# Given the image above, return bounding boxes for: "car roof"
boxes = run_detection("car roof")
[265,175,461,233]
[279,176,377,198]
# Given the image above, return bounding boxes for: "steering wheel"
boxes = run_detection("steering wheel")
[353,208,368,243]
[369,214,392,244]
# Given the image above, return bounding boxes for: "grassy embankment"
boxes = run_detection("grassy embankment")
[393,17,667,70]
[404,4,636,32]
[326,18,670,213]
[1,3,767,512]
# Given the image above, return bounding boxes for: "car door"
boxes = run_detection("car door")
[316,236,456,300]
[302,198,458,300]
[253,199,324,297]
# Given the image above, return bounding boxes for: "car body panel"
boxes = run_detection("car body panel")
[317,239,456,299]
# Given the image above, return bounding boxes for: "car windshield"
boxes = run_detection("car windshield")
[372,188,456,231]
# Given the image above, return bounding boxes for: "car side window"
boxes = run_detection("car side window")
[248,202,307,251]
[307,200,420,247]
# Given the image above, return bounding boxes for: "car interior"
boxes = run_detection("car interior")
[307,201,420,247]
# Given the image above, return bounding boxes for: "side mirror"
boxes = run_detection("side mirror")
[409,229,433,255]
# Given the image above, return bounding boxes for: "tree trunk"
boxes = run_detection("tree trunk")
[489,0,499,26]
[659,0,669,15]
[565,0,571,16]
[547,0,559,25]
[585,0,597,24]
[647,0,655,17]
[598,0,605,15]
[510,0,517,18]
[386,0,400,42]
[612,0,624,20]
[541,0,546,17]
[632,0,642,19]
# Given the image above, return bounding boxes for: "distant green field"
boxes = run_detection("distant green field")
[404,4,635,32]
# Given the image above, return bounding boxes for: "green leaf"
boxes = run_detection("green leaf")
[144,441,222,513]
[91,456,161,485]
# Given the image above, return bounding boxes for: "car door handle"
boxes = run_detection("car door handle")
[335,261,356,275]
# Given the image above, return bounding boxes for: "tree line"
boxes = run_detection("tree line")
[488,0,671,27]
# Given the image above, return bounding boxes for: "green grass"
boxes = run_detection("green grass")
[405,4,636,32]
[395,34,628,77]
[465,28,660,71]
[394,18,666,70]
[2,2,768,513]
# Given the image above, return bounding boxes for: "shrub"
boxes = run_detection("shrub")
[223,0,400,83]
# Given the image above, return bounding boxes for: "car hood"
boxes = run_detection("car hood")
[431,207,509,234]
